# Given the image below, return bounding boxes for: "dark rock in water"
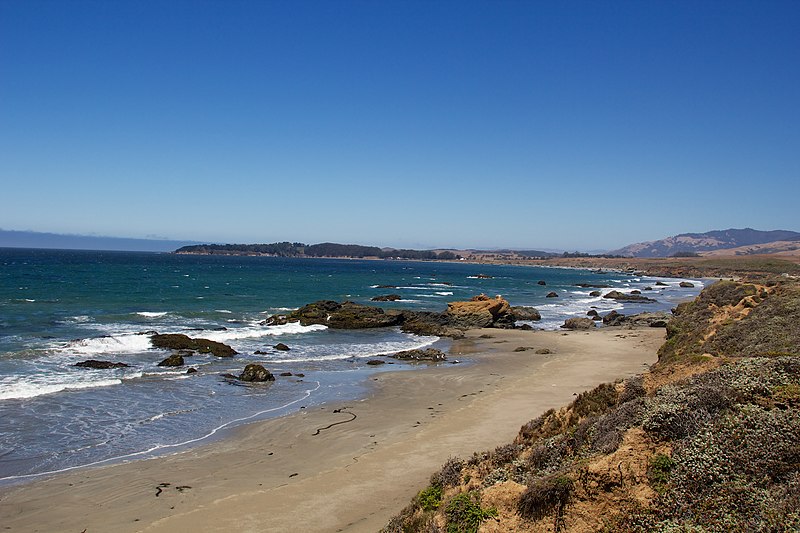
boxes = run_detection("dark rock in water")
[592,315,602,321]
[537,280,547,286]
[474,274,493,279]
[279,372,293,376]
[151,334,236,357]
[391,348,447,362]
[589,290,602,297]
[295,373,305,377]
[366,359,386,365]
[74,360,129,369]
[187,367,197,374]
[510,306,542,322]
[157,354,185,367]
[274,343,290,351]
[575,283,611,288]
[371,294,402,302]
[644,286,653,291]
[519,324,534,331]
[261,315,288,326]
[220,373,238,380]
[679,281,695,288]
[137,330,159,336]
[287,300,402,329]
[602,290,656,303]
[561,317,596,329]
[535,348,552,354]
[603,310,625,326]
[655,281,669,286]
[587,310,599,317]
[631,290,641,295]
[375,284,397,289]
[513,346,532,352]
[254,350,269,355]
[546,292,559,298]
[239,364,274,382]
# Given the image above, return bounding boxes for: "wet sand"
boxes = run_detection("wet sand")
[0,327,663,533]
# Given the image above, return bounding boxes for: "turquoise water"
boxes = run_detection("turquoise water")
[0,248,702,483]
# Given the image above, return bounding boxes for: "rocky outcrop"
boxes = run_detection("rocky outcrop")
[239,364,274,382]
[150,334,236,357]
[510,306,542,322]
[391,348,447,362]
[562,317,596,329]
[602,290,657,303]
[603,310,625,325]
[280,300,402,329]
[443,294,512,329]
[157,353,185,367]
[576,283,611,288]
[74,360,129,369]
[371,294,402,302]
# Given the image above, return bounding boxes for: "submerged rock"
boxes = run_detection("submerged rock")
[391,348,447,362]
[366,359,386,365]
[575,283,611,288]
[239,364,274,382]
[157,354,185,367]
[74,360,129,369]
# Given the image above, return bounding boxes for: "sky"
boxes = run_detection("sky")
[1,0,798,252]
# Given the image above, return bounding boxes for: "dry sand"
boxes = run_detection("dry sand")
[0,327,663,533]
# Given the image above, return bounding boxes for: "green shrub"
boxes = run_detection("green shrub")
[572,382,619,419]
[444,492,497,533]
[418,484,443,512]
[648,453,675,492]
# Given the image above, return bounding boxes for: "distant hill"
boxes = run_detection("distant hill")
[612,228,800,258]
[175,242,462,260]
[0,230,201,252]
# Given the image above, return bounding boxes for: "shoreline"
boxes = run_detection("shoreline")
[0,326,664,532]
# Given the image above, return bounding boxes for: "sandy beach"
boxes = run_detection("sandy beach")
[0,326,663,533]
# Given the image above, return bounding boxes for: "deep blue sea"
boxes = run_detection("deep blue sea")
[0,248,702,483]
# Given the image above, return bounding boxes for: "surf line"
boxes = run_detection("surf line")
[0,381,322,483]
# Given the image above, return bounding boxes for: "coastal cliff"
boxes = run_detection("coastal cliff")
[384,276,800,532]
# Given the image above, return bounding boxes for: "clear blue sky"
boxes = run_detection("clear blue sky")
[1,0,798,251]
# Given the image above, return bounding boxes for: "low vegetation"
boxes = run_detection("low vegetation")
[383,277,800,532]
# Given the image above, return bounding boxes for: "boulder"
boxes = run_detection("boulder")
[602,290,657,303]
[644,286,653,291]
[575,283,611,288]
[239,364,275,382]
[288,300,402,329]
[157,354,185,367]
[279,372,293,376]
[561,317,596,329]
[474,274,493,279]
[535,348,552,354]
[655,281,669,286]
[587,310,599,317]
[391,348,447,362]
[371,294,402,302]
[622,312,672,328]
[546,292,559,298]
[589,291,602,297]
[679,281,695,288]
[603,310,625,326]
[443,294,511,330]
[631,290,641,295]
[187,367,197,374]
[375,284,397,289]
[537,280,547,286]
[510,306,542,322]
[74,360,129,369]
[150,334,236,357]
[519,323,534,331]
[274,343,290,351]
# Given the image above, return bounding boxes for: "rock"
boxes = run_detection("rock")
[535,348,552,354]
[510,306,542,321]
[589,291,602,297]
[474,274,493,279]
[295,373,305,377]
[375,284,397,289]
[288,300,402,329]
[622,312,673,328]
[587,310,599,317]
[644,286,653,291]
[399,311,454,337]
[187,367,197,374]
[631,290,641,295]
[592,315,602,321]
[537,280,547,286]
[561,317,596,329]
[513,346,532,352]
[254,350,269,355]
[261,315,288,326]
[157,354,185,367]
[655,281,669,286]
[150,334,236,357]
[519,324,534,331]
[274,343,290,351]
[391,348,447,362]
[279,372,293,376]
[602,290,656,303]
[575,283,611,288]
[371,294,402,302]
[366,359,386,365]
[603,310,625,326]
[239,364,275,382]
[546,292,559,298]
[443,294,511,330]
[679,281,695,288]
[74,360,129,369]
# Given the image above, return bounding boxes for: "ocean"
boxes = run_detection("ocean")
[0,248,702,483]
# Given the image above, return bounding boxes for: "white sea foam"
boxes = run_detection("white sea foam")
[135,311,168,318]
[58,333,154,356]
[0,369,142,401]
[215,309,233,314]
[264,335,438,364]
[198,322,327,343]
[435,291,454,296]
